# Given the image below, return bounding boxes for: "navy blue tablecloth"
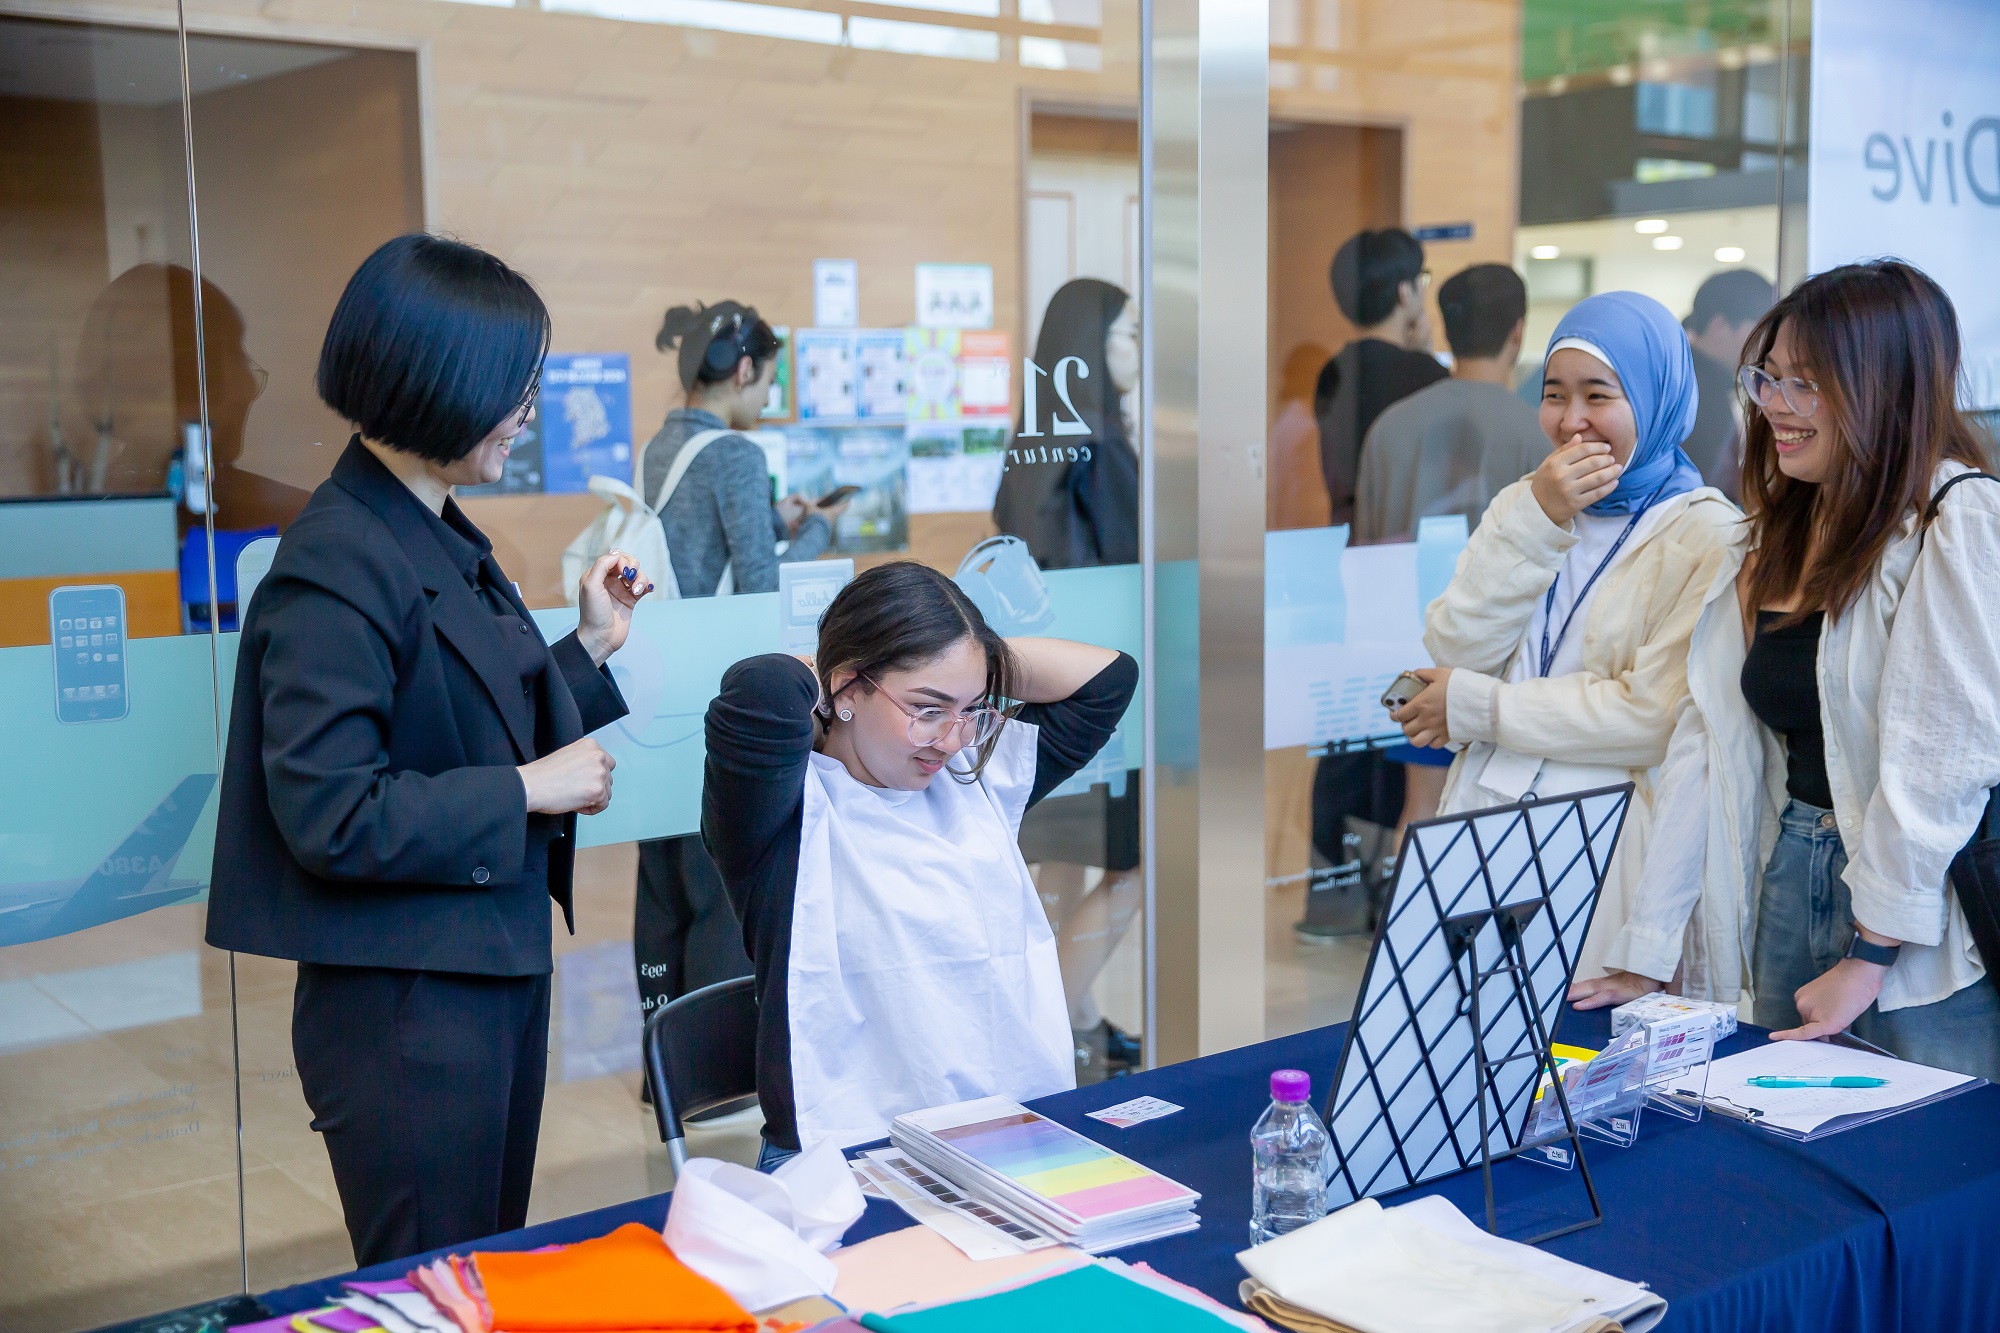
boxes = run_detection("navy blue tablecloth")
[260,1008,2000,1332]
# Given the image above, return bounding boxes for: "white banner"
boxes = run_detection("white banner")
[1809,0,2000,407]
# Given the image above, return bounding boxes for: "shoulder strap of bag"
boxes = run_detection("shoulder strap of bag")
[1920,469,2000,547]
[651,429,734,514]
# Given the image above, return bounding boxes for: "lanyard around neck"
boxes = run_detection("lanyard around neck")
[1536,480,1671,678]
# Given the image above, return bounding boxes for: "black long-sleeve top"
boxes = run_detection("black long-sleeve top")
[702,650,1139,1150]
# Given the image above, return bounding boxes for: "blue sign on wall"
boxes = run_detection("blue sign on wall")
[539,354,634,493]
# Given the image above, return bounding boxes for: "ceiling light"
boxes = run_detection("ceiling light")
[1530,245,1561,260]
[1715,246,1747,263]
[1634,219,1669,234]
[1652,236,1684,251]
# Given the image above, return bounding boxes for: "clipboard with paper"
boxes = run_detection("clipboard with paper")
[1664,1036,1984,1141]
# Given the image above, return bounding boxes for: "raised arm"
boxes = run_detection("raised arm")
[1423,479,1575,676]
[701,654,820,887]
[1007,636,1120,703]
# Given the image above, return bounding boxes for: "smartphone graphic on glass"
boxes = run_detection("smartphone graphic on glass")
[50,584,131,724]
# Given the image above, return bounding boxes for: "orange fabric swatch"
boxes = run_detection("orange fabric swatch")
[473,1223,754,1333]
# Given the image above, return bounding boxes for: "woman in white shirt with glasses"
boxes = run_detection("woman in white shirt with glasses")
[1574,260,2000,1082]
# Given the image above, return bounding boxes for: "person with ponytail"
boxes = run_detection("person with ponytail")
[703,562,1136,1166]
[1574,261,2000,1081]
[1391,291,1740,981]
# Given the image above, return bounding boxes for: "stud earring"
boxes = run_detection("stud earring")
[838,708,853,721]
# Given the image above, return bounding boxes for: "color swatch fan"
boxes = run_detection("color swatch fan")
[890,1097,1201,1252]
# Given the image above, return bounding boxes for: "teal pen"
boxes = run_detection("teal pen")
[1747,1075,1888,1089]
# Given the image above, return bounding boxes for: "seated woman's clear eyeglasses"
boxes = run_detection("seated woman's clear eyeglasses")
[1739,364,1820,418]
[857,672,1004,749]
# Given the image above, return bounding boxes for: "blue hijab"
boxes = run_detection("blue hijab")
[1544,291,1703,516]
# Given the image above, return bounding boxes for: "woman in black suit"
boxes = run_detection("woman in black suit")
[205,234,653,1265]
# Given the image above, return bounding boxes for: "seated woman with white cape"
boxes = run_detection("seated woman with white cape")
[702,560,1136,1167]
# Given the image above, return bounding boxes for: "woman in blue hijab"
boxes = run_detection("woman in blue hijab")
[1388,288,1741,984]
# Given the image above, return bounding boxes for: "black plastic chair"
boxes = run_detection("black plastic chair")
[643,975,760,1171]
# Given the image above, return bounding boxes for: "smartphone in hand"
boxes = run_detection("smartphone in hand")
[1380,671,1428,713]
[816,484,861,509]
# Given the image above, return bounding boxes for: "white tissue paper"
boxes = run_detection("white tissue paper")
[662,1139,867,1311]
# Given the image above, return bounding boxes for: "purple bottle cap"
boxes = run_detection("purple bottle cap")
[1271,1069,1311,1103]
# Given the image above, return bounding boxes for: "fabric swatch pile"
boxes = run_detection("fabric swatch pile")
[230,1224,764,1333]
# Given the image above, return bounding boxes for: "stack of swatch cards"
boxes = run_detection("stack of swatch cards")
[888,1096,1201,1253]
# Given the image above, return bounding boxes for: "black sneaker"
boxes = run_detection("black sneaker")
[1101,1020,1144,1070]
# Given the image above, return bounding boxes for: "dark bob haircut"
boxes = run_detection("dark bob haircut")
[1330,228,1425,328]
[317,234,550,465]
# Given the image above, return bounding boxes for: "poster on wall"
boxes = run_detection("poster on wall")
[854,329,910,422]
[1809,0,2000,405]
[796,329,857,421]
[908,423,1008,514]
[784,424,909,552]
[814,259,859,328]
[915,262,995,329]
[539,354,635,492]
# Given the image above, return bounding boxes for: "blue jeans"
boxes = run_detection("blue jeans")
[755,1138,799,1173]
[1753,799,2000,1082]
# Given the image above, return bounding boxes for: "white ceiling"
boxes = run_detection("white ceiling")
[0,16,353,107]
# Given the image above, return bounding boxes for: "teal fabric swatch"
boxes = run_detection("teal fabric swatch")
[854,1264,1238,1333]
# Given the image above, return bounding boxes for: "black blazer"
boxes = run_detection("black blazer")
[205,440,627,975]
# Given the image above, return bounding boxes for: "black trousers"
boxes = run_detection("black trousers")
[292,962,551,1267]
[633,833,751,1018]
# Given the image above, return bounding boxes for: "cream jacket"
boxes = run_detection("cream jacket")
[1609,461,2000,1012]
[1426,478,1741,979]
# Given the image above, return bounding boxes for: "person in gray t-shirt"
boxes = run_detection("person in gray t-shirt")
[1353,264,1548,546]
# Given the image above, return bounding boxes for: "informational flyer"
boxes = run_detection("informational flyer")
[906,327,965,422]
[914,262,995,329]
[854,328,910,422]
[784,424,910,552]
[957,330,1012,419]
[795,329,858,421]
[908,423,1007,514]
[813,258,859,328]
[539,354,634,493]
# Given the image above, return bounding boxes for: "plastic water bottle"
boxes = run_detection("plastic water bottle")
[1249,1068,1330,1245]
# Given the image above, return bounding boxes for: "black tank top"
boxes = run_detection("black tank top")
[1739,610,1834,810]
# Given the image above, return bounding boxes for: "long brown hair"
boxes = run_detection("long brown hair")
[1740,260,1988,621]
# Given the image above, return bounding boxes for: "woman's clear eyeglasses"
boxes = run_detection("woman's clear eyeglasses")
[1739,364,1820,418]
[857,673,1004,749]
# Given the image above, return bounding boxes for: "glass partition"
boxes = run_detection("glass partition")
[0,13,239,1330]
[1260,0,1805,1040]
[0,0,1147,1312]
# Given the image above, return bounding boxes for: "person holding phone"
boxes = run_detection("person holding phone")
[705,561,1137,1164]
[205,234,647,1264]
[1572,262,2000,1081]
[1391,291,1739,981]
[632,302,853,1037]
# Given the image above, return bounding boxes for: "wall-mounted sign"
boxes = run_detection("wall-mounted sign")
[813,259,859,328]
[915,262,995,329]
[540,354,633,493]
[1412,222,1474,242]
